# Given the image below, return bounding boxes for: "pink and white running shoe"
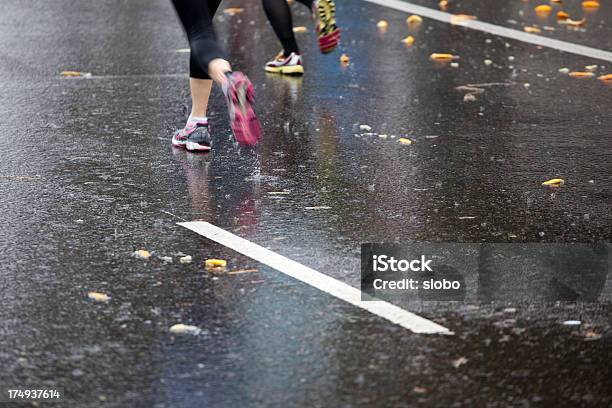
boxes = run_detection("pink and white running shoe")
[222,72,262,147]
[172,120,212,152]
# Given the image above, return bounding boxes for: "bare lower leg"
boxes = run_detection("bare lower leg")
[189,78,212,119]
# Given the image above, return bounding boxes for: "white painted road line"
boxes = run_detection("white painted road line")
[178,221,453,335]
[361,0,612,63]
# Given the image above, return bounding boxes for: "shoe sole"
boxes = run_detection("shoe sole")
[224,73,262,147]
[317,0,340,53]
[265,65,305,75]
[186,140,211,152]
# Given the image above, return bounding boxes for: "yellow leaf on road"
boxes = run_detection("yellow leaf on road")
[205,258,227,269]
[430,53,457,60]
[399,138,413,145]
[542,178,565,187]
[556,11,569,20]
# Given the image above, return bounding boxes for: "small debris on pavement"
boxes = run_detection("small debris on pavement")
[398,138,413,145]
[175,48,190,53]
[376,20,388,29]
[223,7,244,15]
[562,18,587,26]
[401,35,415,46]
[159,256,173,263]
[406,15,423,24]
[598,74,612,81]
[293,26,307,33]
[534,5,552,14]
[413,386,428,394]
[562,320,581,326]
[359,124,372,131]
[569,71,594,78]
[585,64,598,72]
[179,255,193,264]
[205,259,227,269]
[169,324,201,335]
[340,54,350,64]
[88,292,110,303]
[450,14,477,25]
[524,26,541,33]
[133,249,151,260]
[451,356,468,368]
[439,0,448,11]
[583,330,602,341]
[558,67,570,73]
[582,1,600,9]
[430,53,458,60]
[557,11,570,20]
[305,206,332,210]
[450,62,459,68]
[484,59,493,66]
[542,178,565,188]
[60,71,91,78]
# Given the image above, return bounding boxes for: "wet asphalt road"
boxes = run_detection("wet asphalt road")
[1,0,612,407]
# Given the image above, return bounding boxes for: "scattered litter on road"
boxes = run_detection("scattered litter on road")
[562,320,581,326]
[223,7,244,15]
[267,191,291,195]
[159,256,173,263]
[557,11,569,20]
[450,14,477,25]
[558,67,570,73]
[450,62,459,68]
[584,330,602,341]
[359,124,372,131]
[175,48,190,53]
[562,18,586,27]
[169,324,201,335]
[228,268,259,275]
[598,74,612,81]
[569,71,595,78]
[542,178,565,188]
[376,20,388,30]
[534,5,552,14]
[430,53,458,60]
[402,35,415,46]
[452,357,468,368]
[439,0,448,11]
[88,292,110,303]
[340,54,350,64]
[305,206,332,210]
[179,255,193,264]
[60,71,91,78]
[293,26,307,33]
[133,249,151,260]
[585,64,598,72]
[205,259,227,269]
[484,59,493,66]
[582,1,600,9]
[503,308,517,314]
[406,15,423,24]
[524,26,541,33]
[413,386,428,394]
[398,138,413,145]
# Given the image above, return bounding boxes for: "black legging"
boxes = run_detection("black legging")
[171,0,227,79]
[262,0,313,57]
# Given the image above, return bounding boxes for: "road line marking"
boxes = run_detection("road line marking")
[178,221,453,335]
[361,0,612,62]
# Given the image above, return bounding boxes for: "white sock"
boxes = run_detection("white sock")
[187,116,208,125]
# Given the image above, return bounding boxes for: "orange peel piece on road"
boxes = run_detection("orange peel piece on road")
[582,1,600,9]
[535,5,552,13]
[430,53,457,60]
[557,11,569,20]
[569,71,595,77]
[598,74,612,81]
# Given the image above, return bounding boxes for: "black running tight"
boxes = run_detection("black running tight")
[171,0,227,79]
[262,0,314,56]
